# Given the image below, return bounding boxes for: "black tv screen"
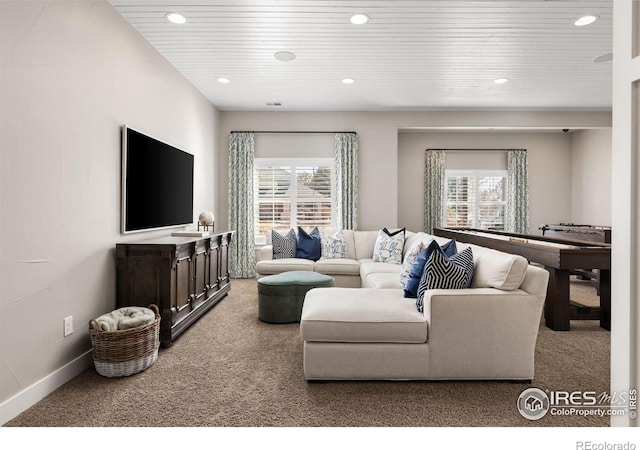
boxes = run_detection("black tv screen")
[121,126,194,233]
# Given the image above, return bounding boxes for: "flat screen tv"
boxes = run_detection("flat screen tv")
[121,126,194,233]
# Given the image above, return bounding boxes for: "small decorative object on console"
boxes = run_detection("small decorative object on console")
[198,211,215,232]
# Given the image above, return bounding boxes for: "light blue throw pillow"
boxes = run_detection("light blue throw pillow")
[320,230,347,259]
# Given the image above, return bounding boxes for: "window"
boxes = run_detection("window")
[254,158,334,244]
[445,170,507,230]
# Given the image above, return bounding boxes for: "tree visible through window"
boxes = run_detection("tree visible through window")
[254,159,334,244]
[445,170,507,230]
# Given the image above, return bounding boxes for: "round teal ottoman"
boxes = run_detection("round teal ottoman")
[258,271,335,323]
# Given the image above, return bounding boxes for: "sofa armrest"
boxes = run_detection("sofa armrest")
[256,245,273,262]
[423,288,545,380]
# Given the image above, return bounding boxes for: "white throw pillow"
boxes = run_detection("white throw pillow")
[372,228,406,264]
[320,230,348,259]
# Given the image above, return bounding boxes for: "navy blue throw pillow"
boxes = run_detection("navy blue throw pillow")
[383,227,406,237]
[403,239,457,298]
[296,227,321,261]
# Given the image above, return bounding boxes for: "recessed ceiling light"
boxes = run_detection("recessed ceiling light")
[342,78,356,84]
[217,77,230,84]
[165,12,187,24]
[350,14,370,25]
[574,15,599,26]
[274,51,296,62]
[593,52,613,63]
[494,78,509,85]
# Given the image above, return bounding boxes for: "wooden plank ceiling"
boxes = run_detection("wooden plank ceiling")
[109,0,613,111]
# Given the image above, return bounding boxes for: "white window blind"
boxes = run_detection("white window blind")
[254,158,334,243]
[445,170,507,230]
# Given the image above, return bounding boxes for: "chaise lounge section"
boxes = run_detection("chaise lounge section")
[300,264,549,381]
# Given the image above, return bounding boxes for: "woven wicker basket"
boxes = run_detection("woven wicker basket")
[89,304,160,378]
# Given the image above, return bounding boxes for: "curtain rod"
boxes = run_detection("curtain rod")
[426,148,526,152]
[231,131,356,135]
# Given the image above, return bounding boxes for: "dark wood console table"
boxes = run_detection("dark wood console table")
[433,228,611,332]
[116,231,233,347]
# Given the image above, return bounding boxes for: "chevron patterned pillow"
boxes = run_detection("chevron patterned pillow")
[272,229,297,259]
[403,239,458,298]
[416,246,474,312]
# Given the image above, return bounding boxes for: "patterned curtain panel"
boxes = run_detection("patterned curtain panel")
[228,132,256,278]
[335,133,359,230]
[507,149,529,234]
[424,149,446,234]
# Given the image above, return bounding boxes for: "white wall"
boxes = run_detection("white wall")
[398,131,574,233]
[218,112,611,234]
[570,129,612,226]
[0,1,218,422]
[254,133,334,159]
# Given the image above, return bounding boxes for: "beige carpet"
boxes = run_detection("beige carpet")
[5,277,610,427]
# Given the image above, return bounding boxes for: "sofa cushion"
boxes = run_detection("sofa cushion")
[256,258,314,275]
[360,259,403,289]
[301,288,428,344]
[272,229,297,259]
[469,245,529,291]
[314,258,360,276]
[364,272,403,289]
[353,230,379,260]
[296,227,321,261]
[416,247,474,312]
[403,239,457,298]
[403,232,434,260]
[319,230,347,259]
[372,228,406,264]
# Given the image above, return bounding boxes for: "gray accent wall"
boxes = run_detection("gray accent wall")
[398,131,575,234]
[219,113,611,236]
[570,129,612,226]
[397,129,612,233]
[0,1,218,420]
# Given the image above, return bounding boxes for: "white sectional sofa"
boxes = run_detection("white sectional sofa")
[256,229,550,381]
[256,229,382,288]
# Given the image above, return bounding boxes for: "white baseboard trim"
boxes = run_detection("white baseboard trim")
[0,350,93,425]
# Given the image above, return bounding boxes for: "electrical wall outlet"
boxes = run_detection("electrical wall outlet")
[63,315,73,337]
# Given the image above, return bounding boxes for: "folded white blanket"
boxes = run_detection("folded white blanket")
[94,306,156,332]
